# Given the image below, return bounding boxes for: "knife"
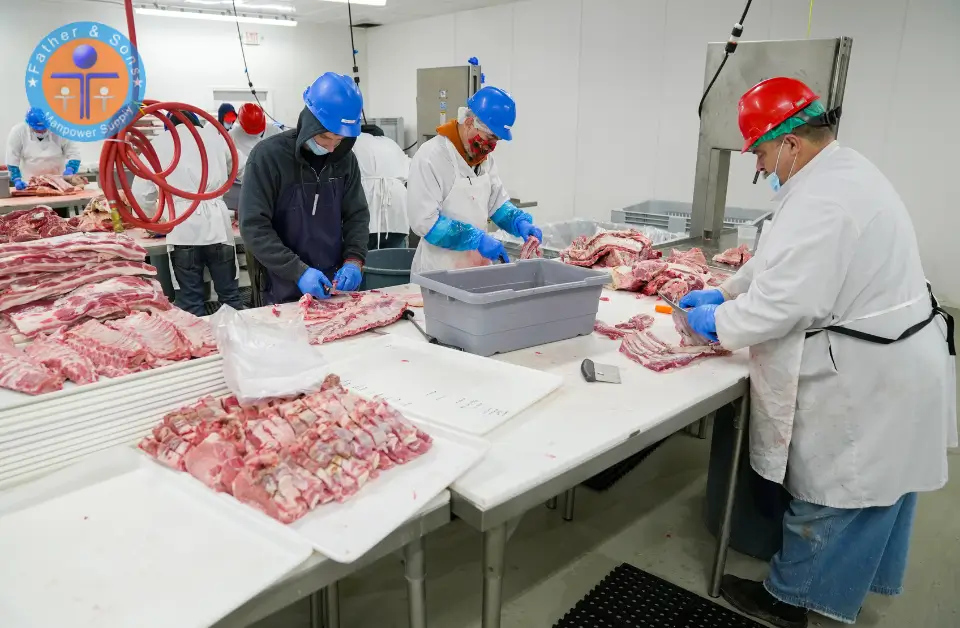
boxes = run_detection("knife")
[658,292,714,344]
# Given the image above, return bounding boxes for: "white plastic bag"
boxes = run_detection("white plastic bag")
[210,305,330,403]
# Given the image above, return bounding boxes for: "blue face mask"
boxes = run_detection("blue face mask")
[305,138,330,156]
[766,138,798,193]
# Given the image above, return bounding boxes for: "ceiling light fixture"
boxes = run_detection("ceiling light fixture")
[184,0,296,13]
[135,7,298,26]
[318,0,387,6]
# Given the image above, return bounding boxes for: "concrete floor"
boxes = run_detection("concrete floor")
[253,430,960,628]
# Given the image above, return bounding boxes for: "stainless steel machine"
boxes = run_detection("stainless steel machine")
[416,64,482,146]
[690,37,853,245]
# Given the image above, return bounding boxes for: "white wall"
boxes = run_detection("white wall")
[1,0,366,166]
[365,0,960,305]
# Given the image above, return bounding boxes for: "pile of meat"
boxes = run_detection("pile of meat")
[299,291,409,344]
[11,174,88,197]
[559,229,662,268]
[713,244,753,268]
[608,248,728,302]
[0,308,216,395]
[0,200,113,245]
[71,194,117,232]
[138,373,433,524]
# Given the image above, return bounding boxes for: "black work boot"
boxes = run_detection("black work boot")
[720,575,808,628]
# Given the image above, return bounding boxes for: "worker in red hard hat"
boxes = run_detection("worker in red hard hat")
[682,77,956,627]
[229,103,283,178]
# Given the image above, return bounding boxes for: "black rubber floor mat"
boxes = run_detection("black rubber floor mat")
[553,563,763,628]
[203,287,254,315]
[582,440,666,492]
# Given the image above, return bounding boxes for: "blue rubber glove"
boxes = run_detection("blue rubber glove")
[477,233,510,263]
[687,304,719,342]
[13,179,27,191]
[516,220,542,243]
[490,200,534,238]
[297,267,333,299]
[66,159,81,174]
[63,168,76,176]
[680,289,725,309]
[334,261,362,292]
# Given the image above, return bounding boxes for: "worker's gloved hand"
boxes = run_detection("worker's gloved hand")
[297,267,333,299]
[680,289,725,309]
[516,220,543,243]
[687,304,719,342]
[333,261,362,292]
[63,167,76,176]
[477,233,510,263]
[13,179,26,191]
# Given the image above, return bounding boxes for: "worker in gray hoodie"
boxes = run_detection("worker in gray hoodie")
[239,73,369,305]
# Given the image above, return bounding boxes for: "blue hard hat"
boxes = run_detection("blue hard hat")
[303,73,364,138]
[25,107,48,132]
[467,86,516,141]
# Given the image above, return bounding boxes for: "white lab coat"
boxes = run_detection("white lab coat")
[5,122,81,179]
[229,122,281,179]
[716,142,957,509]
[407,134,510,273]
[353,133,411,241]
[131,124,234,248]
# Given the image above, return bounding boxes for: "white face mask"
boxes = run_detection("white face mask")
[224,122,234,131]
[33,130,48,141]
[766,138,798,193]
[305,138,330,156]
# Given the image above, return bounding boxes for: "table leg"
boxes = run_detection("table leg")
[482,523,508,628]
[561,488,576,522]
[404,536,427,628]
[709,394,749,598]
[325,582,341,628]
[309,589,324,628]
[545,496,558,510]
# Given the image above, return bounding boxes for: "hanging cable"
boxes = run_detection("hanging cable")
[698,0,754,118]
[347,0,368,125]
[100,0,239,234]
[231,0,287,129]
[807,0,815,38]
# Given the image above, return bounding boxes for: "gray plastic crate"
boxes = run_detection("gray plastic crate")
[412,259,609,356]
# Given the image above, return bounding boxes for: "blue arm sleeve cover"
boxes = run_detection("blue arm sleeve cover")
[424,215,486,251]
[7,165,22,181]
[66,159,81,172]
[490,200,533,237]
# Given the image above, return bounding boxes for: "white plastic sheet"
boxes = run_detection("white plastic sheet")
[210,305,328,402]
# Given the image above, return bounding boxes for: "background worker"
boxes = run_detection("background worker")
[229,103,282,178]
[218,103,237,131]
[682,77,956,628]
[6,106,81,189]
[239,73,369,304]
[133,109,243,316]
[354,123,411,250]
[406,86,542,273]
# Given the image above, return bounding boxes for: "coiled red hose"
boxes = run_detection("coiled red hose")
[100,0,239,234]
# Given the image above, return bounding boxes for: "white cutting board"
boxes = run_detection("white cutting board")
[290,424,487,562]
[327,335,563,435]
[0,447,312,628]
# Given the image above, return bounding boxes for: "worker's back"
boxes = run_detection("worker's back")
[354,133,410,237]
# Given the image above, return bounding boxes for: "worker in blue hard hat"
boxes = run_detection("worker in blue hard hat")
[407,85,542,273]
[239,72,369,305]
[5,107,81,190]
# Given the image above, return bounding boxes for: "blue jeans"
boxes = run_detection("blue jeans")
[170,244,244,317]
[765,493,917,624]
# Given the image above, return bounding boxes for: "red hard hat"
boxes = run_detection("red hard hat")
[738,77,819,153]
[238,103,266,135]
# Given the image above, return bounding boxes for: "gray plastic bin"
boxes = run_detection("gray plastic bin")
[412,259,609,356]
[361,248,416,291]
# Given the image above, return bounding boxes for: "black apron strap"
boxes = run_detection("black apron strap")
[806,284,955,356]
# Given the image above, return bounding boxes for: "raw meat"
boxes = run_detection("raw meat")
[641,264,706,297]
[0,206,77,243]
[106,312,193,362]
[70,194,114,232]
[609,260,669,291]
[24,333,99,385]
[659,277,695,303]
[5,276,171,337]
[299,291,407,344]
[0,231,146,261]
[559,230,660,268]
[620,330,729,372]
[63,174,89,188]
[665,248,709,273]
[0,250,118,276]
[400,293,424,308]
[16,174,83,196]
[138,376,433,524]
[0,333,62,394]
[62,319,154,377]
[155,308,218,357]
[0,260,157,311]
[713,244,753,268]
[594,313,655,340]
[519,236,542,260]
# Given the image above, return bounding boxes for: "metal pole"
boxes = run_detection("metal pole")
[325,581,341,628]
[309,590,323,628]
[482,523,508,628]
[404,536,428,628]
[709,394,749,597]
[545,496,557,510]
[561,488,576,522]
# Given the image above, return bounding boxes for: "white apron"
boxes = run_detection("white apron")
[411,141,492,274]
[19,133,67,179]
[165,199,237,289]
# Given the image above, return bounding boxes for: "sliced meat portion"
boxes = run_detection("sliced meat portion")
[619,330,729,372]
[559,230,660,268]
[609,259,668,291]
[0,334,62,394]
[0,249,115,276]
[0,231,147,260]
[519,236,542,260]
[155,307,217,357]
[300,292,406,344]
[665,248,709,273]
[594,313,656,340]
[24,334,98,385]
[106,312,192,362]
[62,319,154,377]
[713,244,753,268]
[0,260,157,311]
